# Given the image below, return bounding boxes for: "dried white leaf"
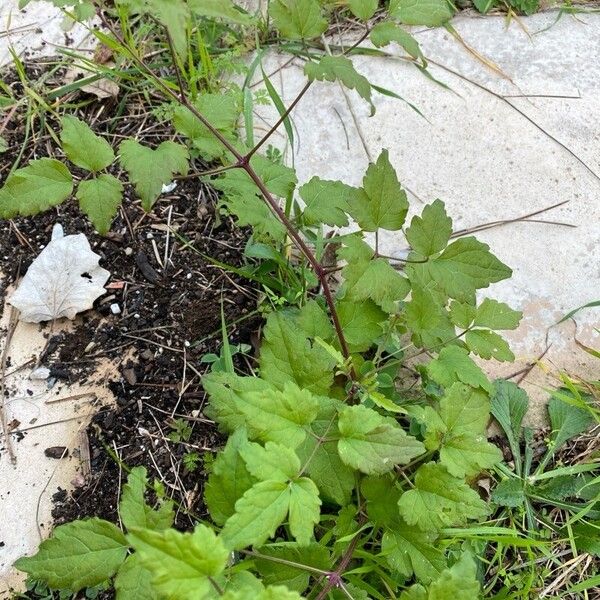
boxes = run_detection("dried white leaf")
[9,229,110,322]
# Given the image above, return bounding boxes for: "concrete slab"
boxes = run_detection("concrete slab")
[250,12,600,422]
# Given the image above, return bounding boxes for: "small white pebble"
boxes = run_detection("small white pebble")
[161,181,177,193]
[184,340,190,347]
[146,233,154,240]
[134,313,140,319]
[30,367,51,380]
[124,247,133,256]
[186,273,192,279]
[110,303,121,315]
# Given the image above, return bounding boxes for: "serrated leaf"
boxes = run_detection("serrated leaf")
[173,93,239,160]
[348,0,378,20]
[270,0,327,39]
[491,478,525,507]
[370,21,423,60]
[0,158,73,218]
[242,441,301,481]
[189,0,254,24]
[223,193,287,240]
[427,346,492,393]
[76,174,123,235]
[254,543,330,593]
[361,475,401,526]
[297,400,355,505]
[305,56,374,113]
[14,518,128,592]
[405,199,452,257]
[448,301,476,329]
[288,477,321,546]
[347,150,408,231]
[61,116,115,172]
[338,404,425,474]
[344,258,411,311]
[299,177,357,227]
[205,429,256,525]
[128,525,228,600]
[119,140,188,211]
[389,0,454,26]
[571,523,600,557]
[260,311,335,395]
[441,434,502,478]
[465,329,514,362]
[398,463,489,531]
[428,552,480,599]
[336,298,386,352]
[382,519,446,583]
[119,467,174,532]
[114,554,157,600]
[203,372,319,448]
[297,300,334,341]
[473,298,522,330]
[405,285,444,338]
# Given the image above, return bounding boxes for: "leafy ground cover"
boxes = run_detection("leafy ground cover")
[0,0,599,599]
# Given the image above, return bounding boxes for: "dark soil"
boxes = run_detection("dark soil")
[0,60,260,554]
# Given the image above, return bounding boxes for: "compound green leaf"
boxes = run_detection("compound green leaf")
[242,441,301,482]
[0,158,73,218]
[338,405,425,475]
[254,543,330,593]
[416,237,512,301]
[389,0,454,26]
[270,0,327,39]
[405,199,452,258]
[348,0,378,20]
[473,298,522,330]
[173,93,239,161]
[205,429,256,525]
[428,552,480,599]
[299,177,356,227]
[76,174,123,235]
[119,467,174,532]
[382,519,446,584]
[14,518,128,592]
[114,553,157,600]
[203,372,319,448]
[398,463,488,531]
[336,298,386,352]
[221,480,290,550]
[305,56,373,113]
[128,525,228,599]
[189,0,254,24]
[288,477,321,546]
[61,115,115,172]
[347,149,408,231]
[426,346,492,394]
[370,21,423,59]
[465,329,514,362]
[119,140,188,211]
[344,258,411,311]
[260,311,335,395]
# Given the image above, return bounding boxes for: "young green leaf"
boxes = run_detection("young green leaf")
[305,56,374,113]
[242,441,301,481]
[547,396,594,455]
[398,463,489,531]
[465,329,514,362]
[14,518,128,592]
[288,477,321,546]
[491,478,525,507]
[128,525,229,599]
[389,0,454,26]
[370,21,423,60]
[448,301,476,329]
[205,429,256,525]
[336,298,386,352]
[119,140,188,211]
[0,158,73,218]
[427,552,480,599]
[203,372,319,448]
[426,346,493,393]
[348,0,378,20]
[147,0,189,57]
[76,174,123,235]
[337,404,425,475]
[188,0,254,24]
[60,115,115,172]
[382,518,446,584]
[473,298,522,330]
[299,177,357,227]
[405,199,452,258]
[114,553,158,600]
[270,0,328,39]
[259,311,335,395]
[346,150,409,231]
[223,193,287,240]
[472,0,497,12]
[119,466,174,532]
[361,475,402,526]
[297,300,335,341]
